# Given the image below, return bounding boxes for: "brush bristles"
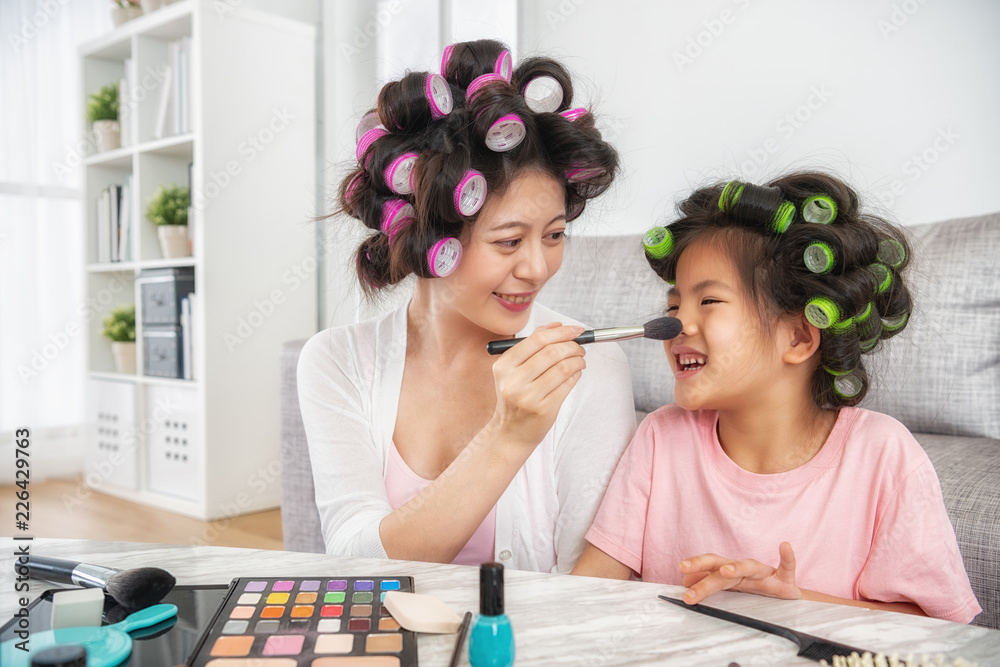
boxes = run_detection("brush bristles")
[105,567,176,609]
[642,316,682,341]
[820,652,979,667]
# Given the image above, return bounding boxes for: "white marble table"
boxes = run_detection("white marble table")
[2,538,998,666]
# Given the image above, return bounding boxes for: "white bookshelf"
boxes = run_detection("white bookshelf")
[80,0,316,520]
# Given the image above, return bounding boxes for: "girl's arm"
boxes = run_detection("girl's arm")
[572,544,634,580]
[799,590,926,616]
[378,323,588,563]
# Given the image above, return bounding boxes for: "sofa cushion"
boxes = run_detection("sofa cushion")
[864,213,1000,440]
[540,234,674,414]
[915,433,1000,629]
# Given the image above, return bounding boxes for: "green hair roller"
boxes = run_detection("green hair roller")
[643,226,674,260]
[802,195,837,224]
[803,242,835,274]
[867,263,893,294]
[771,201,796,233]
[805,296,841,329]
[718,180,745,212]
[882,311,910,332]
[877,238,906,268]
[833,372,863,399]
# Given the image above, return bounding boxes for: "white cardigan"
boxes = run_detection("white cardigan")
[297,301,637,573]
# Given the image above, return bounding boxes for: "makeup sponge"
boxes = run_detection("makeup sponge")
[50,588,105,630]
[382,591,463,634]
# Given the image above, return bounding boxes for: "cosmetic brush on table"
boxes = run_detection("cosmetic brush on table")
[22,556,176,609]
[487,316,682,355]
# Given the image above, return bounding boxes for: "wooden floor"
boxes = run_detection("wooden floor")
[1,477,284,550]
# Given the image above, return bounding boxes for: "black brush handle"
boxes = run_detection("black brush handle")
[659,595,806,647]
[487,331,595,355]
[25,556,118,587]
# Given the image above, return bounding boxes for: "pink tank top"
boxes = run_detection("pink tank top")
[384,441,496,566]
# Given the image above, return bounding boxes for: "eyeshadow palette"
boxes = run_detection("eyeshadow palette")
[187,576,417,667]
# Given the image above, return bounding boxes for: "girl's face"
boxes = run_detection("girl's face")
[437,169,567,336]
[665,238,789,412]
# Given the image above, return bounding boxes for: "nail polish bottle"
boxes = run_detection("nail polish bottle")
[468,562,514,667]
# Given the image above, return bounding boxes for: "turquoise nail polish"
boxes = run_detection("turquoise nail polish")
[469,562,514,667]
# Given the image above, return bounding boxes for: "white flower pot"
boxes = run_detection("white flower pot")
[93,120,120,153]
[110,5,143,26]
[157,225,190,258]
[111,341,136,375]
[140,0,161,13]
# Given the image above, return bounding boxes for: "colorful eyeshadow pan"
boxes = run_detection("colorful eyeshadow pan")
[262,635,304,656]
[189,577,416,667]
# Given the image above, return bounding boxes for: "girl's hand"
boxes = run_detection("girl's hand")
[679,542,802,604]
[490,322,587,450]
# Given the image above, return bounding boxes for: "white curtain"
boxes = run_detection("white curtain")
[0,0,108,440]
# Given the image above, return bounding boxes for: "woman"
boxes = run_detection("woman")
[298,39,635,572]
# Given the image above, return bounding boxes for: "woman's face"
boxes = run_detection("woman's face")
[437,169,567,336]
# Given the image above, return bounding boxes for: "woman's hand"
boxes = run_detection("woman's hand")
[490,322,587,450]
[679,542,802,604]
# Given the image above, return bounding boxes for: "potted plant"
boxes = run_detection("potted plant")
[147,184,191,258]
[103,304,136,374]
[87,82,120,153]
[110,0,142,27]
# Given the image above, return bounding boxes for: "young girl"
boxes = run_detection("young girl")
[298,40,636,572]
[572,172,982,623]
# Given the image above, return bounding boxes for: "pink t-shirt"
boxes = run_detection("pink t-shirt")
[384,441,496,566]
[586,405,981,623]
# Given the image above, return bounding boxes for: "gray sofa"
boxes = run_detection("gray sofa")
[280,212,1000,628]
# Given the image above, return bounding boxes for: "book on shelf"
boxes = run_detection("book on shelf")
[154,64,173,140]
[97,189,110,264]
[180,292,197,380]
[119,175,133,262]
[95,182,132,264]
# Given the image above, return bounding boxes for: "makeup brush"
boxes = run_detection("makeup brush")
[487,316,682,355]
[23,556,176,609]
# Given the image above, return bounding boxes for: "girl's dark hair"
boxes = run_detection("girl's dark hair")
[648,171,912,409]
[333,39,619,295]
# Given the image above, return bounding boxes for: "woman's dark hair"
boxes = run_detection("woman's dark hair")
[333,39,619,296]
[648,171,913,409]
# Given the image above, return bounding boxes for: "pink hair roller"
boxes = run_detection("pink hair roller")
[425,73,453,119]
[355,111,383,143]
[427,237,463,277]
[522,75,564,113]
[380,199,416,243]
[467,73,506,101]
[560,107,587,122]
[454,169,487,216]
[485,114,526,152]
[440,44,455,76]
[345,172,364,209]
[494,50,513,82]
[565,166,605,183]
[356,127,389,162]
[384,153,418,195]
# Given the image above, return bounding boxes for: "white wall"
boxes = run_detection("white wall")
[519,0,1000,234]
